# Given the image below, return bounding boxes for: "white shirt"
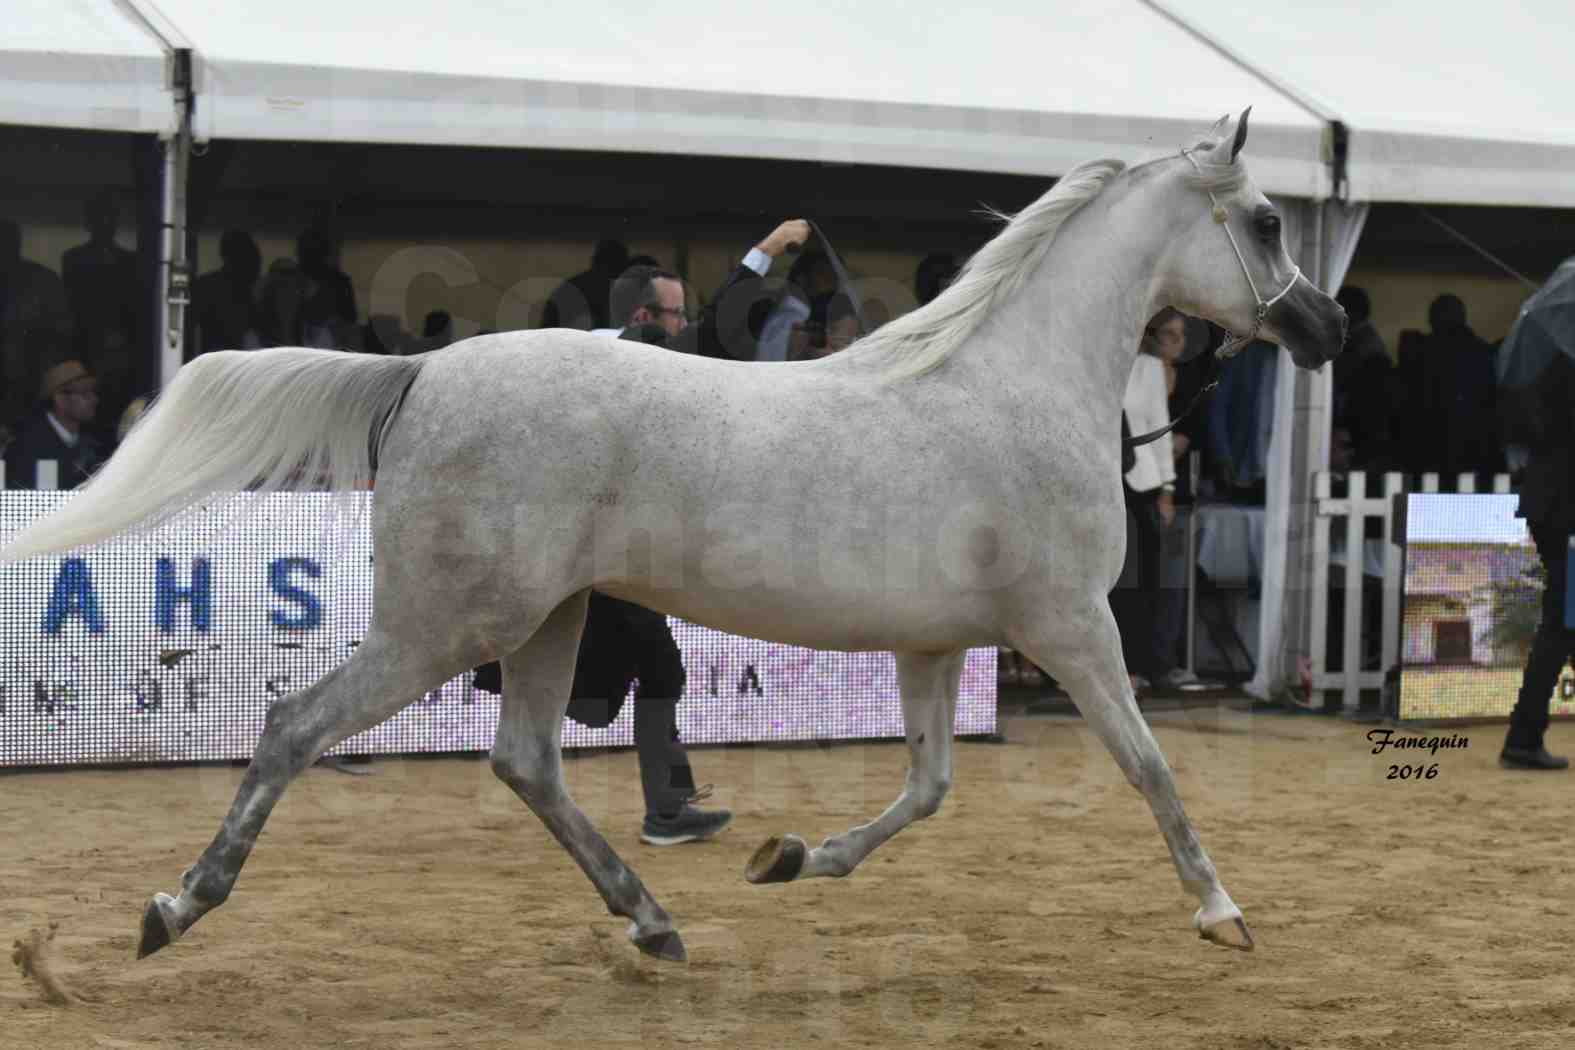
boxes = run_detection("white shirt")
[46,411,79,449]
[1122,354,1176,495]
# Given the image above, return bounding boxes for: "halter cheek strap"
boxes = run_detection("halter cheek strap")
[1180,147,1303,360]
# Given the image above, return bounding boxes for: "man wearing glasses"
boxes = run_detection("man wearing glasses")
[3,359,105,490]
[591,219,812,358]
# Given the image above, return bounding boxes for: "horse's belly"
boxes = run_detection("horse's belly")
[602,581,997,652]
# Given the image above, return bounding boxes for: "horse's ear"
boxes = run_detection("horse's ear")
[1230,106,1252,162]
[1208,112,1231,139]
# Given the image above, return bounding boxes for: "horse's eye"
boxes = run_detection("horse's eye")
[1255,214,1281,239]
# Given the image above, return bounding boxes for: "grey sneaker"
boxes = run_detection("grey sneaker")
[640,787,733,846]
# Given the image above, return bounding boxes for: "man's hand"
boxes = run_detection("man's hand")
[1157,490,1176,528]
[1172,432,1191,460]
[757,219,812,258]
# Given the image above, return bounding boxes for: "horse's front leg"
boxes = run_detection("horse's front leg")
[746,649,964,883]
[489,591,684,961]
[1023,601,1253,950]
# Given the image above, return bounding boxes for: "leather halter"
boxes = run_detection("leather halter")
[1179,146,1304,360]
[1124,149,1306,451]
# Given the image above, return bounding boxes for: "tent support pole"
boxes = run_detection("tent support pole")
[158,49,193,388]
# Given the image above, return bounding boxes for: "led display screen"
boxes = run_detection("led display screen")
[1398,494,1574,722]
[1,492,996,767]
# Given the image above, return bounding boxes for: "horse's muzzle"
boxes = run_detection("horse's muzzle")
[1267,280,1348,369]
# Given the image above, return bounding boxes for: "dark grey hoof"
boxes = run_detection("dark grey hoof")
[137,897,175,959]
[632,929,687,963]
[745,833,807,884]
[1198,915,1256,951]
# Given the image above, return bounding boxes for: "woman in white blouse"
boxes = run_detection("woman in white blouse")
[1114,309,1182,695]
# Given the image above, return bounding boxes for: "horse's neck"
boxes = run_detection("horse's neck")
[965,185,1175,418]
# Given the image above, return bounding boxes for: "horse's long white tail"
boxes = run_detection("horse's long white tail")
[0,348,425,563]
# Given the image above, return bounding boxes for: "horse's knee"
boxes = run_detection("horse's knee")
[489,751,564,807]
[258,695,318,773]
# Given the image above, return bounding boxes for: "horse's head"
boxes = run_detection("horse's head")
[1155,109,1346,370]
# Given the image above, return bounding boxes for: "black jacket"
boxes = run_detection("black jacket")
[1509,355,1575,530]
[3,412,106,490]
[675,263,779,361]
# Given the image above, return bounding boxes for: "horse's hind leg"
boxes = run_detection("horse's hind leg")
[488,591,684,961]
[1021,602,1253,951]
[746,649,964,884]
[137,629,463,958]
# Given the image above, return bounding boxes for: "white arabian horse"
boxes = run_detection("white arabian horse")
[2,109,1344,963]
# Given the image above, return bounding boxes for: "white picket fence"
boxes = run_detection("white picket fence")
[1310,470,1514,710]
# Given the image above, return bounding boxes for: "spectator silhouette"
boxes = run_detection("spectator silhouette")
[0,219,72,428]
[1330,285,1393,468]
[758,251,836,363]
[1404,294,1501,478]
[61,190,140,398]
[790,290,860,360]
[192,230,263,359]
[257,257,309,347]
[296,228,357,347]
[541,239,629,331]
[422,309,455,349]
[915,252,959,306]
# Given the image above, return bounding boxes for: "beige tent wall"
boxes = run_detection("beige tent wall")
[1344,268,1532,355]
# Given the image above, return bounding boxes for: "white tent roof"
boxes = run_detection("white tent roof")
[1164,0,1575,207]
[13,3,1570,208]
[0,0,173,134]
[150,0,1331,198]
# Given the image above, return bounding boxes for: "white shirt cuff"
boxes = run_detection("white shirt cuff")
[742,247,773,277]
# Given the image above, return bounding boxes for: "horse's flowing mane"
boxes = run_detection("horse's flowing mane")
[851,136,1249,380]
[852,157,1128,380]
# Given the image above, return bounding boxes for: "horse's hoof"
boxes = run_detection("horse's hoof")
[632,928,687,963]
[137,894,179,959]
[745,834,807,884]
[1198,915,1255,951]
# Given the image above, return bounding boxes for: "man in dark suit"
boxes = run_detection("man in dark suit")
[3,359,105,489]
[1501,353,1575,770]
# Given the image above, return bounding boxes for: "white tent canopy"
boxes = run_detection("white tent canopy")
[10,3,1572,206]
[0,0,173,134]
[148,0,1330,198]
[1164,0,1575,207]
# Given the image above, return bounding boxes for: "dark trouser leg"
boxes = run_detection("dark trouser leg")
[621,603,696,818]
[1508,524,1575,751]
[1112,487,1164,679]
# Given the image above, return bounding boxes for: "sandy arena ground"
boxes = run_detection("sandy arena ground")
[5,706,1575,1049]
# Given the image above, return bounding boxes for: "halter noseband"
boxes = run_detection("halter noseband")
[1180,147,1303,360]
